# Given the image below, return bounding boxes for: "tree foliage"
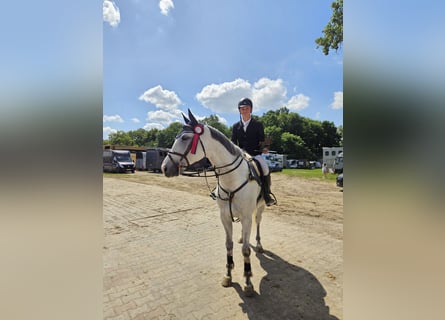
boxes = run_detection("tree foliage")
[260,108,341,159]
[157,122,183,148]
[201,114,231,137]
[107,130,135,146]
[315,0,343,55]
[336,125,343,146]
[103,109,342,161]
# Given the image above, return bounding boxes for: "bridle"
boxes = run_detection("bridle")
[167,123,244,177]
[166,123,258,222]
[165,124,205,170]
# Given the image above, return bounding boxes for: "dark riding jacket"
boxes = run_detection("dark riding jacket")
[231,118,265,156]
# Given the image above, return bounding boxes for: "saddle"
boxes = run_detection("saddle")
[243,153,264,186]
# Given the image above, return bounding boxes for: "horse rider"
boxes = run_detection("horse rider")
[231,97,277,206]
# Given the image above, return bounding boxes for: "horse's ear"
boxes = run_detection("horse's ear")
[188,109,199,125]
[182,112,190,124]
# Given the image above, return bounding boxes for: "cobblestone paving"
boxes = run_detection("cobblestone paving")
[103,177,342,320]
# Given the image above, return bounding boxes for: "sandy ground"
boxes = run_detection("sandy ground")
[104,170,343,319]
[108,170,343,228]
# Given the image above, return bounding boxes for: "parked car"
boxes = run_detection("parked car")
[287,159,298,169]
[336,173,343,188]
[310,161,322,168]
[263,154,283,172]
[296,159,311,169]
[268,161,283,172]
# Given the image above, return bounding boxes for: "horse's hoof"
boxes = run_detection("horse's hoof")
[221,276,232,287]
[256,245,264,253]
[244,284,254,297]
[238,237,243,244]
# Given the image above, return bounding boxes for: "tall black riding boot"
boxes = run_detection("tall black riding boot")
[262,174,277,206]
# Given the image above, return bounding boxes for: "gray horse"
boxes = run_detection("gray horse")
[161,109,267,296]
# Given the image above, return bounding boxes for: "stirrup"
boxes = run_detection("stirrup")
[265,193,277,206]
[209,191,217,200]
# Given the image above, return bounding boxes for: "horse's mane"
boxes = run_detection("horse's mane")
[207,125,242,157]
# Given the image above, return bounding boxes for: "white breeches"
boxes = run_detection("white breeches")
[254,155,269,175]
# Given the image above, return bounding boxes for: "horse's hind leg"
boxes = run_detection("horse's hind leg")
[242,245,254,297]
[255,206,265,253]
[255,225,264,253]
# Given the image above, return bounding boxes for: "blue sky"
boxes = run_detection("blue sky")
[103,0,343,139]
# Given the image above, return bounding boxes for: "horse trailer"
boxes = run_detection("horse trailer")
[322,147,343,170]
[146,148,169,172]
[135,151,147,171]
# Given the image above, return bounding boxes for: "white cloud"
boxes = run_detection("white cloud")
[139,85,181,111]
[143,123,166,130]
[146,109,182,126]
[131,118,140,123]
[315,112,321,120]
[103,114,124,123]
[139,85,183,130]
[196,77,306,114]
[216,114,228,125]
[103,126,117,137]
[159,0,174,16]
[252,78,287,110]
[196,78,251,113]
[330,91,343,109]
[286,94,310,111]
[103,1,120,28]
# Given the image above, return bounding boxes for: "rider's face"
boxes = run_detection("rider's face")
[239,105,251,120]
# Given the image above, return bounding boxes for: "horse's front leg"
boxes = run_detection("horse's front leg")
[241,218,254,297]
[221,213,234,287]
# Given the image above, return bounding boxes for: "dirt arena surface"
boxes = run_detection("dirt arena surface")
[103,171,343,319]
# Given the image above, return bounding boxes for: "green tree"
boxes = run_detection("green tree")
[201,114,230,138]
[315,0,343,55]
[264,125,283,152]
[321,121,341,148]
[261,110,279,129]
[107,130,134,146]
[337,125,343,146]
[281,132,303,158]
[157,122,183,148]
[145,128,161,147]
[128,128,149,147]
[300,120,320,154]
[260,109,341,159]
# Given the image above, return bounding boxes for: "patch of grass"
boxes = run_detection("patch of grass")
[274,168,338,181]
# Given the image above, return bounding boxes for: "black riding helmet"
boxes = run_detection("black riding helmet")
[238,97,253,111]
